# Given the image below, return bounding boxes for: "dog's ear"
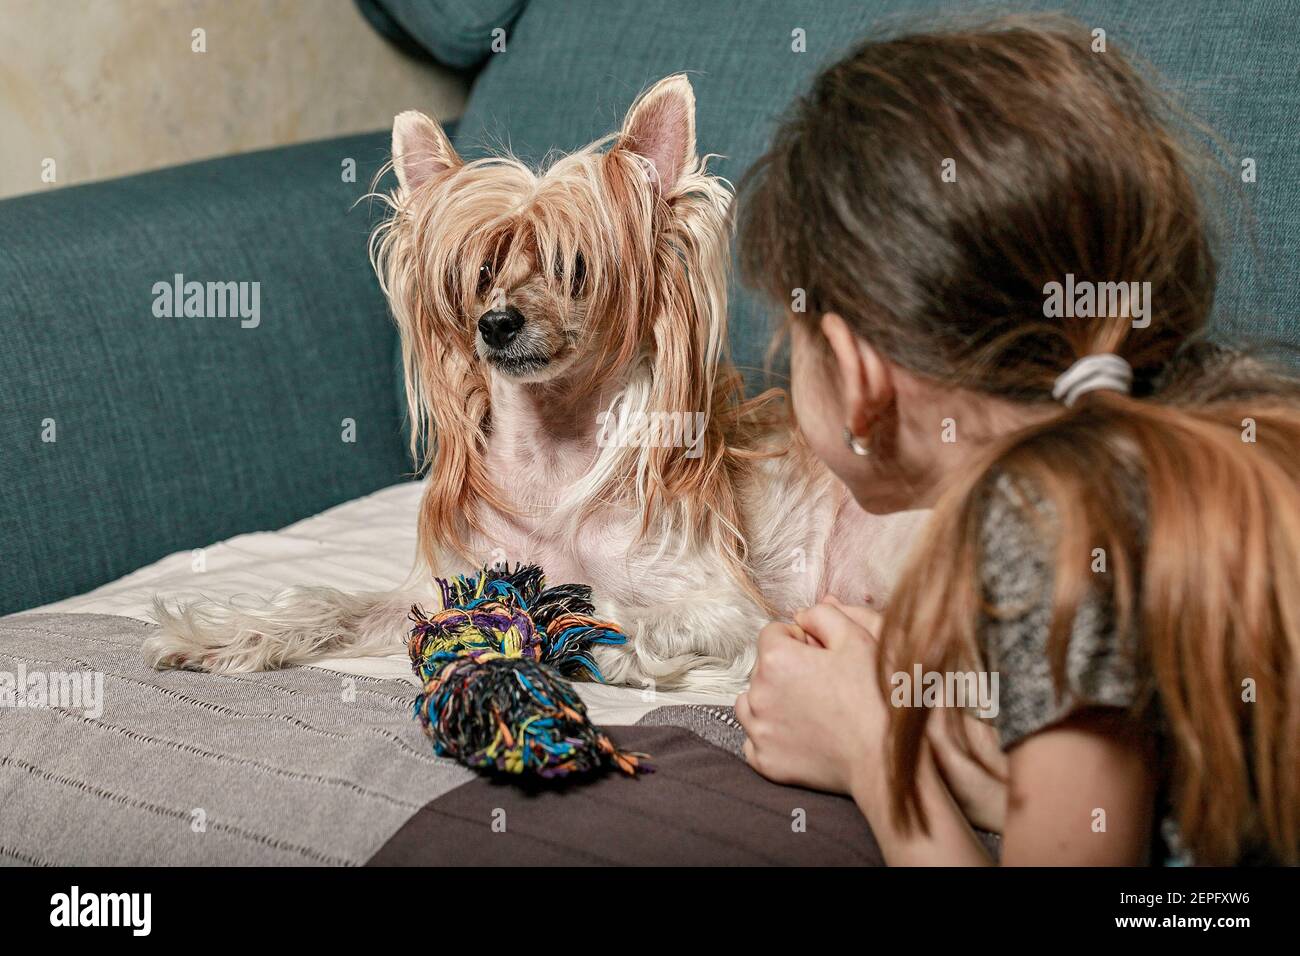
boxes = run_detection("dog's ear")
[392,110,461,194]
[617,74,697,196]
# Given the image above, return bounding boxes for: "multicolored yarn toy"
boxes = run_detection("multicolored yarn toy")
[408,564,648,778]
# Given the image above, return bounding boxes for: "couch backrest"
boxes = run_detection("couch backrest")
[441,0,1298,383]
[0,133,408,614]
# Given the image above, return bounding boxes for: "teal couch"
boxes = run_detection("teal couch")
[3,0,1297,615]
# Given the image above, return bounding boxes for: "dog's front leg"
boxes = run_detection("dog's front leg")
[588,585,768,697]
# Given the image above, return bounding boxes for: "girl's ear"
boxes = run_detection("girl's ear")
[821,312,893,437]
[616,73,697,196]
[392,110,461,194]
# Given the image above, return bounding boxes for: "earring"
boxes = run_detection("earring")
[842,426,870,457]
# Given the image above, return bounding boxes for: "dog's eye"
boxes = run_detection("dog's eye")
[571,252,586,295]
[548,251,585,295]
[555,251,586,296]
[476,263,493,296]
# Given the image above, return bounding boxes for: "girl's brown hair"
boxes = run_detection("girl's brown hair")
[738,16,1300,864]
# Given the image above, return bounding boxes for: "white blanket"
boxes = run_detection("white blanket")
[28,480,734,723]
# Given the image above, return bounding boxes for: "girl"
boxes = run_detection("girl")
[734,17,1300,865]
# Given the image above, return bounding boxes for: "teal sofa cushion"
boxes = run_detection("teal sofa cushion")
[446,0,1299,382]
[356,0,528,69]
[0,133,409,614]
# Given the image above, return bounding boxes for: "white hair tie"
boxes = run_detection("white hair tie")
[1052,353,1133,407]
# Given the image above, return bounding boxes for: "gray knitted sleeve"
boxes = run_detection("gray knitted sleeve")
[977,475,1140,750]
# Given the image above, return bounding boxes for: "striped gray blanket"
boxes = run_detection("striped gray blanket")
[0,613,884,866]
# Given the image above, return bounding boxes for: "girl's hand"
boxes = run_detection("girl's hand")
[743,596,1009,833]
[736,602,888,796]
[925,704,1008,834]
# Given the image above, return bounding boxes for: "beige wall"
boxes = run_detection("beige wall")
[0,0,468,199]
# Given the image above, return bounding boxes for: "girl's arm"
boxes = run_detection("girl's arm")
[740,602,1156,865]
[825,595,1009,833]
[848,711,1155,866]
[739,603,993,863]
[848,740,994,866]
[998,713,1155,866]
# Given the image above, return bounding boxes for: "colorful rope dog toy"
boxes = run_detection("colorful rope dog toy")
[408,564,648,778]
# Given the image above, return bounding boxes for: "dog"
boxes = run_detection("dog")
[146,75,922,694]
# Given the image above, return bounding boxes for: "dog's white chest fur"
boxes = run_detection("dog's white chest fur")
[450,413,923,693]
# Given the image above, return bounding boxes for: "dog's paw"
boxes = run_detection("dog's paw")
[141,630,214,672]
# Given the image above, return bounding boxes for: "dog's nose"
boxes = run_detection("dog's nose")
[478,308,525,350]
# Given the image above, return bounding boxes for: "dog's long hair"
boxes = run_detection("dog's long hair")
[369,75,784,606]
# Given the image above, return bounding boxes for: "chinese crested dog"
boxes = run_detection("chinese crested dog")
[146,75,920,693]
